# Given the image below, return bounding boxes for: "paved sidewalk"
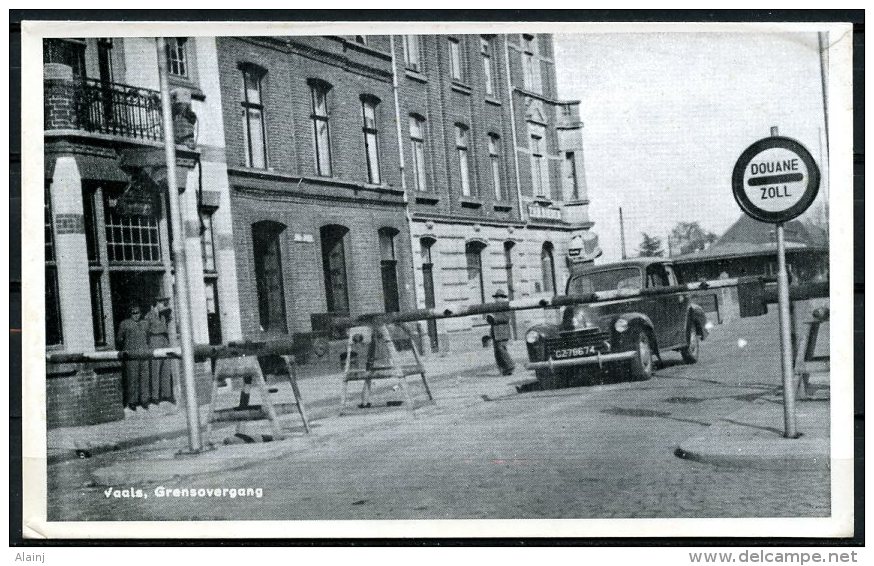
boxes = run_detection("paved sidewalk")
[47,341,526,463]
[676,386,830,470]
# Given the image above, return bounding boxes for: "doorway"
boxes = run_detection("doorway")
[420,237,438,352]
[109,271,164,335]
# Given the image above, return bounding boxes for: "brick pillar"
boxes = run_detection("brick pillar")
[50,156,95,351]
[44,63,77,131]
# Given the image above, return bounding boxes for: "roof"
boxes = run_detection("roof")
[671,214,828,264]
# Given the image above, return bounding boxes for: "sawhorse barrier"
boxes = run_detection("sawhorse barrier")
[795,307,830,400]
[205,354,311,444]
[340,323,433,415]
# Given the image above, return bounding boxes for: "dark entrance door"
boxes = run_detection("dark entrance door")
[109,271,163,336]
[321,225,350,316]
[504,242,517,338]
[421,238,439,352]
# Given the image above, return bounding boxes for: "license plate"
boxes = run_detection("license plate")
[551,345,600,359]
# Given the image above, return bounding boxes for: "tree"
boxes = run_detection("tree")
[669,221,718,256]
[637,233,664,257]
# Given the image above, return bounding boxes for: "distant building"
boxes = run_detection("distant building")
[43,37,241,426]
[672,215,829,283]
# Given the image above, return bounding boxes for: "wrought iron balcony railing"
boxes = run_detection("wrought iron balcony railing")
[49,78,165,142]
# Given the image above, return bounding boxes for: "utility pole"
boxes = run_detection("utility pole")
[156,38,203,453]
[619,206,627,260]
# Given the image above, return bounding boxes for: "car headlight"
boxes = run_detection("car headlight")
[614,318,629,333]
[525,329,542,344]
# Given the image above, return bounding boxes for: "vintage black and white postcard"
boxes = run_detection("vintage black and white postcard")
[19,18,855,540]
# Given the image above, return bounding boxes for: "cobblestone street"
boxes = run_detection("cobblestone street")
[47,304,830,521]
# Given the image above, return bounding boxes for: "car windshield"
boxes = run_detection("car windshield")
[567,267,642,295]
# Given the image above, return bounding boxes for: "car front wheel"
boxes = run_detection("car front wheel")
[680,323,700,364]
[628,329,654,381]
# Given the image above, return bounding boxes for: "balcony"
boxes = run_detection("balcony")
[45,74,164,143]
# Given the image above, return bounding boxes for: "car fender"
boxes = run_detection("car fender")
[686,303,709,339]
[616,312,657,351]
[524,323,560,362]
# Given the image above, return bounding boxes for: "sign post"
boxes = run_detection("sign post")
[732,127,820,438]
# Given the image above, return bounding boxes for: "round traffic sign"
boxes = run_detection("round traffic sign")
[732,136,820,223]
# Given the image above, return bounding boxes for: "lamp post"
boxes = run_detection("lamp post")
[156,37,203,452]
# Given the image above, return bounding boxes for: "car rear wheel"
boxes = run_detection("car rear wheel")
[680,323,700,364]
[629,329,654,381]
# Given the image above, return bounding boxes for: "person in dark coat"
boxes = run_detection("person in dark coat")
[145,297,175,404]
[486,289,515,376]
[116,304,150,410]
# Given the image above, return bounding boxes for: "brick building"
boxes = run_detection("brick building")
[392,34,594,350]
[43,37,242,426]
[214,36,415,344]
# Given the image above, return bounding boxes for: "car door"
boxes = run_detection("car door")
[643,263,683,349]
[662,263,688,347]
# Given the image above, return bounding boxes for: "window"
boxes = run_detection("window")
[200,210,217,273]
[97,38,114,83]
[240,65,267,169]
[564,151,579,200]
[321,225,350,316]
[201,209,221,344]
[167,38,188,77]
[403,35,422,71]
[522,34,541,93]
[481,37,495,95]
[45,185,62,346]
[103,191,162,263]
[465,241,487,304]
[448,38,463,81]
[529,128,550,198]
[488,134,503,200]
[409,115,427,192]
[361,97,381,184]
[309,81,332,176]
[82,186,106,346]
[541,242,557,295]
[252,221,287,333]
[379,228,401,313]
[455,125,472,197]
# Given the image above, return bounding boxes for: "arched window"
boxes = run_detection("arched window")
[361,95,381,184]
[465,240,487,304]
[409,114,427,192]
[239,63,268,169]
[455,124,472,196]
[321,224,350,316]
[541,241,557,295]
[379,227,401,313]
[308,79,333,176]
[252,221,287,333]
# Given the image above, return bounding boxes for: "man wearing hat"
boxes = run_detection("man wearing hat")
[145,296,175,406]
[486,289,515,376]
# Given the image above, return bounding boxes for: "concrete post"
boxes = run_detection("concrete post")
[49,156,95,352]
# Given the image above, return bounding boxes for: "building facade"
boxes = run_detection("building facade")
[42,32,595,426]
[43,37,242,426]
[214,36,416,345]
[392,33,594,351]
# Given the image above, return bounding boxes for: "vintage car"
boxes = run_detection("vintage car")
[524,258,709,389]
